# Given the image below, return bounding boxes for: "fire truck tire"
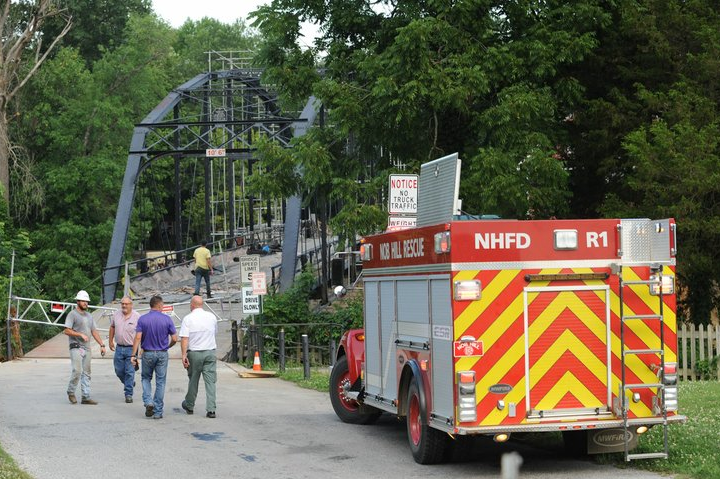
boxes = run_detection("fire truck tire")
[406,377,447,464]
[329,356,381,425]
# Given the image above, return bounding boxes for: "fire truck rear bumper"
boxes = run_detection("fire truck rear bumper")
[451,415,687,435]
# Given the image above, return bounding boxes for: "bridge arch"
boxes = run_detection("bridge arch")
[103,68,318,302]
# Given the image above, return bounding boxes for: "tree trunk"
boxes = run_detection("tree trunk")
[0,111,9,203]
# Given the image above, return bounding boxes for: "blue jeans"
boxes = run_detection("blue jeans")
[113,345,135,397]
[194,267,211,295]
[141,351,168,417]
[68,347,92,399]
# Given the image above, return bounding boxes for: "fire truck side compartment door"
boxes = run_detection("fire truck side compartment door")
[380,281,398,400]
[396,279,431,343]
[430,277,453,421]
[364,280,382,396]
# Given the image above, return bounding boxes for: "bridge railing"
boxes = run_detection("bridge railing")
[101,225,283,302]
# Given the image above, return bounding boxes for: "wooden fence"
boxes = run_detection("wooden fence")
[677,323,720,380]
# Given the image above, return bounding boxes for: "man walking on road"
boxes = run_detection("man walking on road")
[193,240,213,298]
[131,295,177,419]
[109,296,140,403]
[63,290,106,405]
[180,295,218,418]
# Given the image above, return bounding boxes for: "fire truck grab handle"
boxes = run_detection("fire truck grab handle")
[671,223,677,256]
[616,224,623,257]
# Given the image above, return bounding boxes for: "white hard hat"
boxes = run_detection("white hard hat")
[75,290,91,302]
[333,285,347,297]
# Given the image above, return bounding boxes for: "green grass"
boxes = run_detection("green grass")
[0,442,33,479]
[276,366,331,392]
[597,381,720,479]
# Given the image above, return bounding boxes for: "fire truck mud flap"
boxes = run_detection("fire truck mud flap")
[586,427,639,454]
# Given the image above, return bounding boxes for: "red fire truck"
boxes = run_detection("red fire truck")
[329,154,684,464]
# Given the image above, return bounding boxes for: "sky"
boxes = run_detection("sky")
[151,0,320,46]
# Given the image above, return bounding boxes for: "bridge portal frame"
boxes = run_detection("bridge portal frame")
[103,69,317,303]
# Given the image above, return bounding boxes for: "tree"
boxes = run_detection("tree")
[569,0,720,323]
[41,0,151,63]
[0,0,71,204]
[251,127,385,303]
[174,17,260,76]
[15,14,179,298]
[251,1,611,220]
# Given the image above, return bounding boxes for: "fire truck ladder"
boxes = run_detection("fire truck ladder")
[618,265,668,461]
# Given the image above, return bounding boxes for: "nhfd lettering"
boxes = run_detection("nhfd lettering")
[474,232,531,250]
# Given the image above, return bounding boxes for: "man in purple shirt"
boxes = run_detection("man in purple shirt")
[131,295,177,419]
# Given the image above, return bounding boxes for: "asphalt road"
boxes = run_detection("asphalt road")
[0,358,670,479]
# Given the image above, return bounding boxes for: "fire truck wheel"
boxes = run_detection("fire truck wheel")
[406,377,447,464]
[329,356,381,425]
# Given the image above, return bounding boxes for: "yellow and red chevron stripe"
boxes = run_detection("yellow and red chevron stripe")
[452,266,677,427]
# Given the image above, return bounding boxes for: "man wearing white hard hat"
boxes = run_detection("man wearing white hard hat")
[63,290,106,405]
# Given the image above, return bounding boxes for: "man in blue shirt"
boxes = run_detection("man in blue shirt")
[131,295,177,419]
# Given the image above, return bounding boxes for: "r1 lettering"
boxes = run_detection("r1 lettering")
[587,231,608,248]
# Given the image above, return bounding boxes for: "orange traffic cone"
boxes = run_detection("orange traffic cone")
[253,351,261,371]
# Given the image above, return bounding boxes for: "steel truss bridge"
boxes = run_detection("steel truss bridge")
[103,54,319,302]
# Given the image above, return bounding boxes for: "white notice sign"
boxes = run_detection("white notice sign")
[240,255,260,283]
[252,272,267,295]
[389,174,418,215]
[242,287,260,314]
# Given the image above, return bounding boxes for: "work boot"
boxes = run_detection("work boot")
[206,411,216,418]
[181,401,193,415]
[81,398,98,405]
[68,393,77,404]
[125,396,133,404]
[145,404,154,417]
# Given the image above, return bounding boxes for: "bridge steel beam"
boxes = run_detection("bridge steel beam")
[279,97,318,292]
[103,70,315,303]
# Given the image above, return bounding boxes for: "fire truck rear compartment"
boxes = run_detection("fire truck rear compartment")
[523,286,612,420]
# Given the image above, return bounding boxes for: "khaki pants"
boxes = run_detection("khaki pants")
[184,350,217,412]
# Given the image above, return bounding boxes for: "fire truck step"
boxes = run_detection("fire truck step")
[621,314,663,321]
[627,452,668,460]
[623,383,664,389]
[623,349,664,356]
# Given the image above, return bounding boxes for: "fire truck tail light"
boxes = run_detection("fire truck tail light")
[359,243,373,261]
[457,371,477,423]
[649,275,674,295]
[434,231,451,253]
[454,280,482,301]
[554,229,578,250]
[459,372,474,383]
[354,332,365,342]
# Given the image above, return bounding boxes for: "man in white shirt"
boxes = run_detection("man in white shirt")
[179,295,218,418]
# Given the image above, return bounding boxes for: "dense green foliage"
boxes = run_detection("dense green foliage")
[252,268,363,366]
[251,0,720,323]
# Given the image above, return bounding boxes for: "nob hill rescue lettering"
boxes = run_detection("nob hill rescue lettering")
[379,237,424,260]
